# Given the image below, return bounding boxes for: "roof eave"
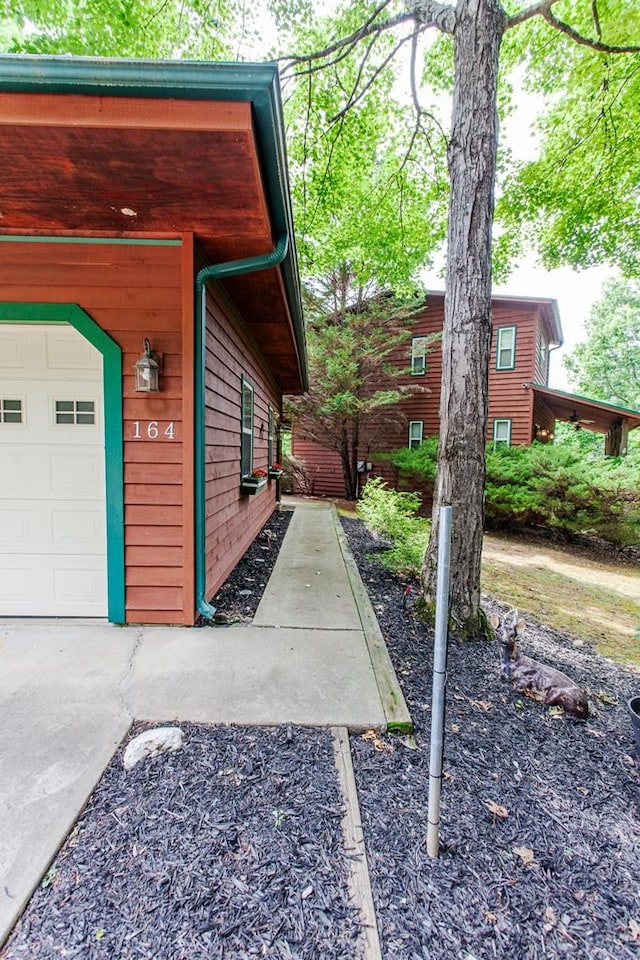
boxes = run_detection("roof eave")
[0,53,308,390]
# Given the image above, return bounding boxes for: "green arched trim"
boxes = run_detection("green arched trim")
[0,302,125,623]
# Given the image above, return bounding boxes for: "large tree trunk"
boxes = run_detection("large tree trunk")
[420,0,505,638]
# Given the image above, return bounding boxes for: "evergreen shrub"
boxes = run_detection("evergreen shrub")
[357,477,430,574]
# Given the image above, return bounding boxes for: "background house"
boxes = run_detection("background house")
[0,56,307,624]
[292,291,640,498]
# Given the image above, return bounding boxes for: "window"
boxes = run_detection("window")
[408,420,423,449]
[493,418,512,447]
[537,332,549,383]
[496,326,516,370]
[0,399,22,424]
[411,336,427,375]
[241,378,254,476]
[267,405,276,467]
[54,400,95,425]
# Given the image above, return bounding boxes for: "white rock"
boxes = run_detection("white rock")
[123,726,184,771]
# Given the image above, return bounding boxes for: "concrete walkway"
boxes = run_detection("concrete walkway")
[0,501,409,946]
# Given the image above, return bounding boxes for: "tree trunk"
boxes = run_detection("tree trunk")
[420,0,505,638]
[339,424,357,499]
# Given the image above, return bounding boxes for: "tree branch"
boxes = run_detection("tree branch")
[506,0,558,29]
[542,8,640,54]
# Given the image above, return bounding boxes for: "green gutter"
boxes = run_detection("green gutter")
[0,54,307,389]
[194,234,289,620]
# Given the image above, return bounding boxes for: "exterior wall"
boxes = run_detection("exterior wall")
[0,238,189,624]
[487,303,537,447]
[292,296,544,498]
[203,286,280,602]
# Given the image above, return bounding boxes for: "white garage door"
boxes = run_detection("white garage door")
[0,323,107,616]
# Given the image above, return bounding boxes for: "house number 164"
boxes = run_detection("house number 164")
[132,421,176,440]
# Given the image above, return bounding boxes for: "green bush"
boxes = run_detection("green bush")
[357,477,430,574]
[384,437,640,547]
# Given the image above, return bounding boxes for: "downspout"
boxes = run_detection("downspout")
[194,233,289,619]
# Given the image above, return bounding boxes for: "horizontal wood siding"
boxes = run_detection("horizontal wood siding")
[1,239,186,624]
[290,438,347,497]
[203,286,280,603]
[293,295,545,497]
[488,305,537,447]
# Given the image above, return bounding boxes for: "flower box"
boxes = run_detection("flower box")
[268,468,283,480]
[240,475,268,495]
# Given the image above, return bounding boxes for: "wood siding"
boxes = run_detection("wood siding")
[0,238,188,624]
[293,294,548,498]
[203,286,280,602]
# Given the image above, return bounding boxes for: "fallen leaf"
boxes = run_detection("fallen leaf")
[513,845,535,866]
[95,929,105,942]
[451,723,460,733]
[301,885,314,899]
[400,736,419,751]
[548,705,565,718]
[484,799,509,819]
[596,690,619,706]
[471,699,493,713]
[485,912,498,924]
[544,906,557,932]
[629,919,640,941]
[362,729,393,752]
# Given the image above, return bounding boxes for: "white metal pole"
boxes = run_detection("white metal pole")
[427,505,452,858]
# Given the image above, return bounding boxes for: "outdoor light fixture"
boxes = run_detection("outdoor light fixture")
[134,338,160,392]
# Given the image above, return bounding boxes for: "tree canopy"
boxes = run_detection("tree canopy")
[564,278,640,410]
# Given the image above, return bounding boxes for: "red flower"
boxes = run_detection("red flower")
[249,468,267,478]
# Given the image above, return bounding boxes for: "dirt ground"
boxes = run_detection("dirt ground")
[482,532,640,600]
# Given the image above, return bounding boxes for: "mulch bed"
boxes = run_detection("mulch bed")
[341,516,640,960]
[1,724,361,960]
[202,508,292,623]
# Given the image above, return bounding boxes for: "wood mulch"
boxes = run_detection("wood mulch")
[1,725,361,960]
[341,516,640,960]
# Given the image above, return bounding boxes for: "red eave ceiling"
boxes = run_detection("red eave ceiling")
[0,93,272,260]
[0,91,303,391]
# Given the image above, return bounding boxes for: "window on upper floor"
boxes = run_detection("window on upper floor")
[241,377,254,476]
[408,420,424,449]
[411,336,427,375]
[537,332,549,383]
[496,325,516,370]
[493,418,512,447]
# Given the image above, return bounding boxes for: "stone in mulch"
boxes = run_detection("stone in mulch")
[342,516,640,960]
[200,509,292,624]
[2,724,361,960]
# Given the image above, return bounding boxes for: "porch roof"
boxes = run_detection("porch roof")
[529,383,640,434]
[0,55,307,392]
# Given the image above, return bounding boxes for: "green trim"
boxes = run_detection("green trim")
[495,325,517,371]
[0,303,125,623]
[0,235,181,246]
[194,236,289,621]
[492,417,513,447]
[530,382,640,419]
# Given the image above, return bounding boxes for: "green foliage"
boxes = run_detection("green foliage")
[563,278,640,409]
[3,0,250,59]
[498,4,640,274]
[386,436,640,547]
[357,477,429,574]
[484,443,640,546]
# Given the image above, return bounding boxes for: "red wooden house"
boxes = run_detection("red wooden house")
[0,56,307,624]
[292,291,640,497]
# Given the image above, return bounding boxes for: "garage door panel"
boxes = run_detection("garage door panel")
[0,501,104,553]
[0,557,105,615]
[0,323,107,616]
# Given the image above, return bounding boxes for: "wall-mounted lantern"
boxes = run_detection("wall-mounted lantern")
[134,338,160,392]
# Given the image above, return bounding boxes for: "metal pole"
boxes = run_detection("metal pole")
[427,505,452,858]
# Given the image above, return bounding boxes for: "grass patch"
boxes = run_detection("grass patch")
[481,558,640,667]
